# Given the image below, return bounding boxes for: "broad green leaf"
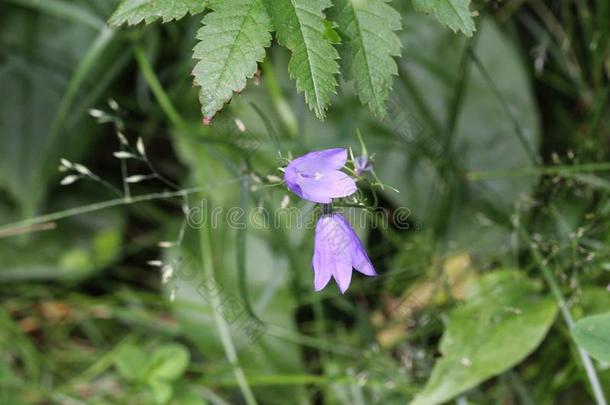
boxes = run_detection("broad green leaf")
[331,0,402,117]
[376,16,540,254]
[265,0,340,119]
[572,313,610,363]
[147,344,190,381]
[148,379,173,404]
[114,344,149,382]
[192,0,272,121]
[1,3,121,216]
[412,270,557,405]
[172,387,207,405]
[412,0,476,37]
[108,0,207,26]
[574,287,610,319]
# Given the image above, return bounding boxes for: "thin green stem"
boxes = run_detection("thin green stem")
[265,325,359,357]
[198,198,258,405]
[134,45,186,129]
[236,167,258,320]
[58,335,136,393]
[396,64,442,137]
[442,35,476,155]
[87,172,123,197]
[313,298,329,359]
[195,373,416,394]
[432,35,477,260]
[115,119,131,199]
[47,28,114,149]
[7,0,104,29]
[0,178,244,237]
[249,103,282,153]
[468,49,541,165]
[525,230,607,405]
[28,22,114,215]
[467,161,610,181]
[261,58,297,138]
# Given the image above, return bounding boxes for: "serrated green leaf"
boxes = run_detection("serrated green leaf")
[332,0,402,117]
[572,312,610,363]
[412,270,557,405]
[412,0,475,37]
[108,0,207,27]
[265,0,339,119]
[192,0,272,121]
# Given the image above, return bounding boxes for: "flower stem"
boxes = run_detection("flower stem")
[236,169,259,320]
[466,161,610,181]
[0,178,244,237]
[133,45,185,130]
[199,197,258,405]
[525,230,607,405]
[262,58,297,138]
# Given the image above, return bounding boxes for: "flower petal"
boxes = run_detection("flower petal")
[332,214,376,276]
[292,148,347,173]
[332,261,353,294]
[311,213,376,293]
[351,244,377,276]
[313,215,353,293]
[283,164,304,199]
[312,249,333,291]
[298,171,357,203]
[354,156,372,175]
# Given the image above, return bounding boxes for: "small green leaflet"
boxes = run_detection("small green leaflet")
[192,0,272,121]
[572,312,610,363]
[412,0,476,37]
[265,0,340,119]
[332,0,402,117]
[108,0,207,26]
[412,270,557,405]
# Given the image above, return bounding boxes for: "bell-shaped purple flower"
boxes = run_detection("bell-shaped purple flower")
[284,148,357,204]
[354,155,372,175]
[312,213,376,293]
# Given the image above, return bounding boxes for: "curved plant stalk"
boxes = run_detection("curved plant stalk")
[198,198,258,405]
[525,229,607,405]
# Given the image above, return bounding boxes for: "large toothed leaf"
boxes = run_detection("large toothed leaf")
[332,0,402,117]
[192,0,272,121]
[412,0,476,37]
[265,0,339,119]
[108,0,207,27]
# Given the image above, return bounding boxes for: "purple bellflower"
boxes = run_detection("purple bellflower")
[312,213,376,293]
[284,148,357,203]
[353,155,372,175]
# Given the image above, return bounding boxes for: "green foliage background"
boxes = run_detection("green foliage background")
[1,0,609,404]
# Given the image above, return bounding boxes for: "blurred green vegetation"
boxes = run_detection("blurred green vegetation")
[1,0,609,404]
